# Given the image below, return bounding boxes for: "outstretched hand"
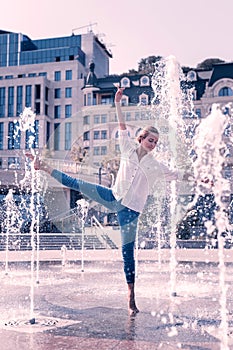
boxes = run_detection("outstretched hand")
[115,87,125,103]
[24,152,43,171]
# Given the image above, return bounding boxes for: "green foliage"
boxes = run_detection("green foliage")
[196,58,225,70]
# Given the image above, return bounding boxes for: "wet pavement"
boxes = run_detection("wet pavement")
[1,251,233,349]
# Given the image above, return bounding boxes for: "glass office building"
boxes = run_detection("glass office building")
[0,29,112,190]
[0,30,85,67]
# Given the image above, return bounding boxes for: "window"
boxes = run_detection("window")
[219,87,233,97]
[87,93,91,106]
[16,86,23,116]
[115,144,120,153]
[83,115,90,125]
[65,87,72,98]
[54,71,61,81]
[0,87,5,117]
[139,94,148,105]
[135,112,140,120]
[94,115,100,124]
[25,120,39,149]
[65,104,72,118]
[8,157,20,169]
[8,121,21,149]
[94,147,100,155]
[54,88,61,99]
[54,123,60,150]
[35,102,40,115]
[101,95,112,105]
[121,97,128,106]
[28,73,36,77]
[121,77,130,88]
[46,121,50,145]
[83,131,90,141]
[101,114,107,123]
[35,85,41,99]
[195,108,201,118]
[101,146,107,155]
[140,76,149,86]
[65,122,72,150]
[101,130,107,139]
[93,93,97,105]
[54,105,61,119]
[94,131,100,139]
[45,87,49,101]
[126,112,131,121]
[65,70,72,80]
[0,122,3,149]
[8,87,14,117]
[39,72,47,77]
[25,85,32,107]
[45,104,48,116]
[141,112,148,120]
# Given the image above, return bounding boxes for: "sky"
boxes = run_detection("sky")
[1,0,233,74]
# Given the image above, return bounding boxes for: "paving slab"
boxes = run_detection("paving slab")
[0,253,233,349]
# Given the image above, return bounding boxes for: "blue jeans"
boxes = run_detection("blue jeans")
[52,170,140,284]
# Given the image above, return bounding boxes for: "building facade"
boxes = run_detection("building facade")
[0,28,232,218]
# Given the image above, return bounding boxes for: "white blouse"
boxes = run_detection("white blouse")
[112,129,181,213]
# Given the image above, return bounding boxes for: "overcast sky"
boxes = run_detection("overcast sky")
[2,0,233,74]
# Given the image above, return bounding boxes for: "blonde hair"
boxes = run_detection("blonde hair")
[136,126,159,143]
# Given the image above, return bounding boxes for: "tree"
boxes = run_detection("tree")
[138,55,163,74]
[196,58,226,70]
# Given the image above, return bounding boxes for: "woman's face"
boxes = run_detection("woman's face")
[141,132,159,152]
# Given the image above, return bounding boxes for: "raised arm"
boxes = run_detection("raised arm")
[115,87,126,130]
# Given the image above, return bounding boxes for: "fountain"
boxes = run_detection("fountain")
[75,199,89,272]
[2,108,45,325]
[1,57,233,350]
[3,189,21,275]
[191,103,233,350]
[151,55,196,297]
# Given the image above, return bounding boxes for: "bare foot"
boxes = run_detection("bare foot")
[129,302,139,317]
[128,283,139,316]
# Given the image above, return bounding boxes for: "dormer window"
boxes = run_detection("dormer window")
[187,70,197,81]
[121,77,130,88]
[139,93,148,105]
[140,75,150,86]
[121,95,129,106]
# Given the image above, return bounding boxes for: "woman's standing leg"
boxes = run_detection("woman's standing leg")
[52,170,140,314]
[117,207,140,316]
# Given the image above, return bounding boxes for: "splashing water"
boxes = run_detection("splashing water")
[4,189,21,275]
[76,199,89,272]
[11,107,44,324]
[192,103,233,350]
[151,55,196,296]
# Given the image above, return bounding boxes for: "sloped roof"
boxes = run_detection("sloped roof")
[208,62,233,86]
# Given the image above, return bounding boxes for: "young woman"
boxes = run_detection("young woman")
[28,87,184,316]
